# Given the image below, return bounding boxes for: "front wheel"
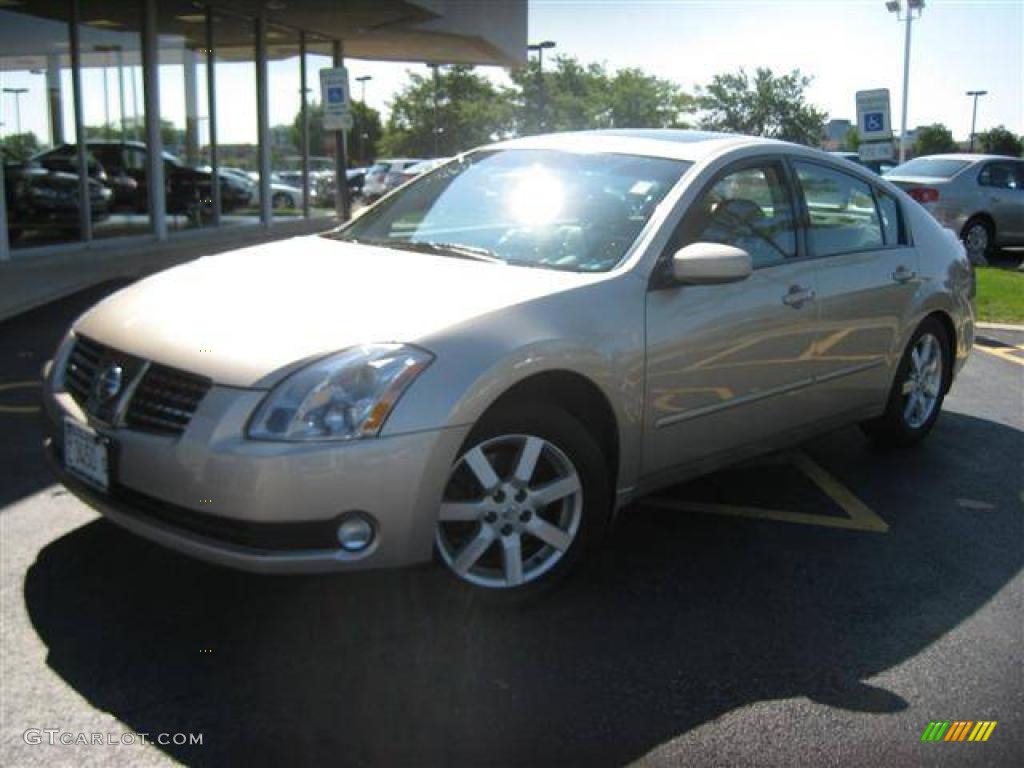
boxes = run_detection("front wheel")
[435,405,609,594]
[861,318,950,448]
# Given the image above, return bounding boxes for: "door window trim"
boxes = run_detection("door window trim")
[652,154,804,284]
[785,156,913,259]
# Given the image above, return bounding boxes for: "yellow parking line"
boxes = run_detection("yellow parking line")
[975,344,1024,366]
[645,450,889,533]
[0,380,42,414]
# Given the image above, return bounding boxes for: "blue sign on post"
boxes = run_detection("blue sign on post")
[863,112,884,133]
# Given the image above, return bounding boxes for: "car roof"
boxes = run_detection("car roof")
[900,153,1019,163]
[483,129,783,162]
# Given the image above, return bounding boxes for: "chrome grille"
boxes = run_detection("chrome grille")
[63,335,104,406]
[125,364,212,435]
[62,336,211,436]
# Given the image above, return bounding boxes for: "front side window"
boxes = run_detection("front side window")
[674,162,796,268]
[794,161,883,256]
[332,149,690,273]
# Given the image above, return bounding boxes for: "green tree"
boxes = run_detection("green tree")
[977,125,1022,157]
[509,56,690,136]
[695,67,827,146]
[912,123,958,156]
[348,101,383,165]
[379,65,513,157]
[840,126,860,151]
[1,131,40,160]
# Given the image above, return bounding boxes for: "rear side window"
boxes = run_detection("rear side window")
[794,161,883,256]
[875,188,905,246]
[978,162,1019,190]
[675,162,797,268]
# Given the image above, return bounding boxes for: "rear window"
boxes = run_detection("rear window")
[884,158,970,179]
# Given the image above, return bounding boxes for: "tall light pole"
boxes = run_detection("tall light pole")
[966,90,987,152]
[886,0,925,163]
[355,75,371,163]
[526,40,556,133]
[3,88,28,135]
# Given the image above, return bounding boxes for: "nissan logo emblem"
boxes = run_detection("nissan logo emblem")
[95,364,124,403]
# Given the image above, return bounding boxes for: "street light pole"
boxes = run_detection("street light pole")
[2,88,28,134]
[526,40,556,133]
[886,0,925,164]
[966,90,987,152]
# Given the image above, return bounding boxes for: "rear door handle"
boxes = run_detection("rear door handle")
[782,284,815,308]
[892,265,916,283]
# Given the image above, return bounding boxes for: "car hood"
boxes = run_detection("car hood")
[74,236,599,388]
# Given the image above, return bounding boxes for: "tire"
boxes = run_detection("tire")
[961,217,993,265]
[860,317,950,448]
[271,192,292,210]
[435,404,610,596]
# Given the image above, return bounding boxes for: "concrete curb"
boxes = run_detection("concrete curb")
[977,322,1024,332]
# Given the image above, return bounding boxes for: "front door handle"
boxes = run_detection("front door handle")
[892,265,917,283]
[782,284,815,308]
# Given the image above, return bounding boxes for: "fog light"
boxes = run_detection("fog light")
[337,513,375,552]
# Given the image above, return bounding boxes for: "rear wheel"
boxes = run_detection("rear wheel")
[271,192,292,210]
[961,217,993,265]
[861,318,950,448]
[435,405,609,594]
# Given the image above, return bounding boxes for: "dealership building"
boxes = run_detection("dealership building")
[0,0,525,320]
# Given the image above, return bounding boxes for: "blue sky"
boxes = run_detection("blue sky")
[2,1,1021,146]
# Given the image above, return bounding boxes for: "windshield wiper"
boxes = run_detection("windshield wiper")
[393,240,507,264]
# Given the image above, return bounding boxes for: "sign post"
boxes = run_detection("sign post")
[320,62,351,219]
[855,89,895,165]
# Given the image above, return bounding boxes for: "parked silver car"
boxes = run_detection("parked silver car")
[884,154,1024,263]
[43,130,974,594]
[362,158,425,199]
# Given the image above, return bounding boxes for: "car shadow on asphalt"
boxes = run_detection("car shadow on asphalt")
[22,409,1024,766]
[0,281,133,512]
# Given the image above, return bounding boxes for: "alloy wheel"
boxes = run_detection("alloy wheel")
[901,332,943,429]
[964,222,989,259]
[436,434,583,589]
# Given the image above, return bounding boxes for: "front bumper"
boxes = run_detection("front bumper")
[43,379,469,574]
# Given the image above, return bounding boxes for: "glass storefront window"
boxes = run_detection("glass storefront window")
[77,2,147,241]
[1,2,83,250]
[159,5,216,231]
[304,40,337,218]
[268,25,303,221]
[213,11,260,228]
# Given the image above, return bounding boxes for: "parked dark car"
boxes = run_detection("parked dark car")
[33,141,248,215]
[3,148,111,242]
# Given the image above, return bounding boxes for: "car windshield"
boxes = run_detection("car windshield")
[884,157,971,179]
[328,149,690,272]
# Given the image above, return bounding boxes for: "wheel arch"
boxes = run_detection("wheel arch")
[478,370,621,493]
[960,211,995,240]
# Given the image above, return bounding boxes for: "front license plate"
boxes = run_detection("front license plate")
[64,417,110,491]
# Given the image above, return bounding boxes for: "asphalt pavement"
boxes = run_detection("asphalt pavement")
[1,282,1021,767]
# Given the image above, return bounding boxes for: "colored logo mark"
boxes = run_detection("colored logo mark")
[921,721,997,742]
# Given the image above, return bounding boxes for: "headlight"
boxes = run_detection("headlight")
[248,344,433,442]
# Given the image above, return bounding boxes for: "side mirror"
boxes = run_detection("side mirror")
[671,242,753,285]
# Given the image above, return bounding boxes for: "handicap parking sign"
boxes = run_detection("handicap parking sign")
[327,86,345,105]
[863,112,884,133]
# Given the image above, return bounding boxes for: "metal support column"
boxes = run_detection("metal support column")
[0,148,8,261]
[256,15,272,226]
[299,32,310,219]
[205,8,220,226]
[332,40,350,221]
[46,52,65,145]
[142,0,166,238]
[69,0,91,241]
[183,46,200,165]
